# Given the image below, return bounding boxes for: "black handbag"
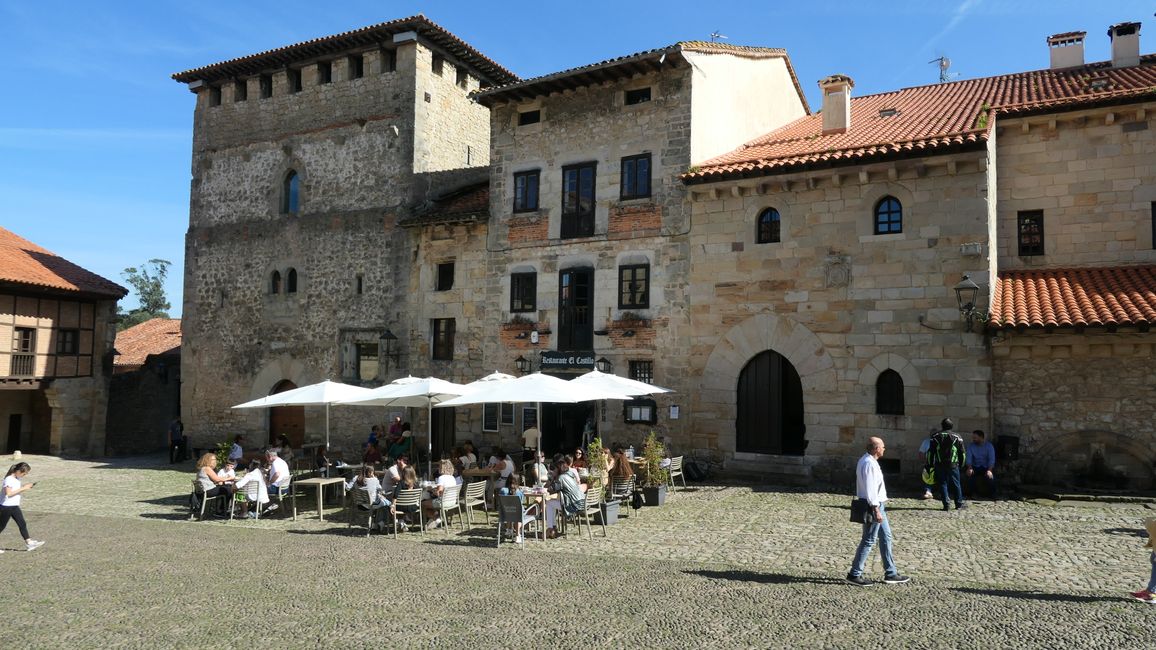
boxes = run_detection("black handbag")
[849,498,870,523]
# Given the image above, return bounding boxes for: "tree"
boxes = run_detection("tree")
[118,259,172,331]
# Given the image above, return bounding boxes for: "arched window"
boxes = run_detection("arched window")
[270,270,282,294]
[875,369,904,415]
[286,268,298,293]
[757,208,781,244]
[281,170,300,214]
[874,196,902,234]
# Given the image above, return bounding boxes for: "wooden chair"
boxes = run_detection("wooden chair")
[229,478,264,521]
[668,456,686,491]
[391,488,425,538]
[460,480,489,527]
[346,487,385,537]
[436,484,463,533]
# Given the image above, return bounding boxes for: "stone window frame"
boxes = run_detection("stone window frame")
[259,74,273,99]
[510,270,537,313]
[875,369,905,415]
[270,270,282,295]
[1017,210,1045,257]
[756,207,782,244]
[620,153,652,201]
[513,169,540,212]
[432,55,445,76]
[873,195,903,235]
[286,67,303,94]
[629,359,654,384]
[316,60,332,85]
[618,263,650,309]
[858,353,920,419]
[286,268,299,294]
[431,318,455,361]
[233,79,248,102]
[435,261,455,292]
[281,170,300,215]
[208,85,222,107]
[624,86,652,106]
[560,161,597,239]
[347,53,364,80]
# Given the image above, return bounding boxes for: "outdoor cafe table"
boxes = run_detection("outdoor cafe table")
[295,476,346,521]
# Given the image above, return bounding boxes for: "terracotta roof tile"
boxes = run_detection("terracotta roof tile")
[686,54,1156,182]
[172,14,516,86]
[114,318,182,369]
[0,226,127,298]
[989,266,1156,331]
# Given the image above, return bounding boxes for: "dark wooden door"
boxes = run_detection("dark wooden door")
[558,267,593,350]
[6,414,20,454]
[736,351,806,455]
[269,380,304,447]
[432,407,455,461]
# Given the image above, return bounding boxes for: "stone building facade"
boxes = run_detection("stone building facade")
[106,318,182,455]
[173,16,517,450]
[0,226,126,455]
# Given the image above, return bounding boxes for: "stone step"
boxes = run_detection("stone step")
[727,458,812,477]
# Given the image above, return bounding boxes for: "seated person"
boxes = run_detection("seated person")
[194,453,232,514]
[363,441,383,466]
[233,459,269,518]
[217,460,237,482]
[489,447,517,496]
[346,465,391,530]
[388,416,403,437]
[461,441,478,468]
[367,424,383,449]
[264,449,291,513]
[382,455,407,495]
[390,466,421,530]
[498,473,538,544]
[571,447,588,470]
[422,460,458,530]
[276,434,294,463]
[386,423,413,460]
[228,435,245,465]
[315,445,332,478]
[965,429,997,499]
[529,450,550,487]
[609,450,633,481]
[545,457,584,538]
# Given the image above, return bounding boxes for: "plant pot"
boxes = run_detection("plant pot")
[642,484,666,507]
[597,501,619,525]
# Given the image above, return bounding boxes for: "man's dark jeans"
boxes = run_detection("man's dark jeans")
[967,466,997,498]
[170,438,187,463]
[936,465,963,508]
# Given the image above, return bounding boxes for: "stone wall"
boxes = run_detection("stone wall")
[687,152,994,481]
[992,330,1156,489]
[106,355,181,455]
[996,105,1156,269]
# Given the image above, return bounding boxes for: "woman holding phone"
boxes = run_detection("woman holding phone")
[1,462,45,552]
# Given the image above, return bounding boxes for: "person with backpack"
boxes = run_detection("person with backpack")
[927,417,967,511]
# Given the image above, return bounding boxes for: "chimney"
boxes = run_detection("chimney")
[1108,22,1141,68]
[818,74,854,135]
[1047,32,1086,68]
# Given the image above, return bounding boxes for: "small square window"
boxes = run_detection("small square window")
[1018,210,1045,256]
[629,360,653,384]
[317,61,332,85]
[620,153,651,200]
[348,54,364,79]
[618,264,650,309]
[625,87,651,105]
[436,262,455,291]
[287,68,302,93]
[511,272,537,313]
[234,80,247,102]
[518,110,541,126]
[623,398,657,424]
[432,318,455,361]
[260,75,273,99]
[513,170,540,212]
[56,329,79,355]
[208,86,221,106]
[14,327,34,353]
[432,55,444,76]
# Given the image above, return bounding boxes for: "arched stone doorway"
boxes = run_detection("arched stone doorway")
[737,350,806,455]
[269,380,304,447]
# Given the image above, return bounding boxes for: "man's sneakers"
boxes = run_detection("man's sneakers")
[265,503,280,513]
[1129,590,1156,603]
[956,502,969,510]
[845,574,873,587]
[847,573,911,586]
[921,491,933,500]
[883,574,911,585]
[26,539,45,552]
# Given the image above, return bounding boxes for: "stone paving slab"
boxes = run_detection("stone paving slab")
[2,454,1153,647]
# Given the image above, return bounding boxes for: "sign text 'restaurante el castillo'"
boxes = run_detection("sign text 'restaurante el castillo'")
[540,350,595,370]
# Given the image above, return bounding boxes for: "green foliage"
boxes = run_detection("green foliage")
[118,259,172,331]
[639,431,669,487]
[973,102,991,130]
[214,442,231,469]
[586,436,608,493]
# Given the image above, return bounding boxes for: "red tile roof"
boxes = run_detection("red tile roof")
[989,266,1156,331]
[685,54,1156,183]
[0,226,127,298]
[475,41,809,113]
[114,318,182,370]
[172,14,516,86]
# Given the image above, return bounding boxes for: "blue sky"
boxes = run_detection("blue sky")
[0,0,1148,315]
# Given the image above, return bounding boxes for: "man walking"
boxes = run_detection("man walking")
[928,418,967,511]
[847,436,911,587]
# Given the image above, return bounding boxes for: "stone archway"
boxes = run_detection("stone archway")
[1025,429,1156,491]
[700,312,837,457]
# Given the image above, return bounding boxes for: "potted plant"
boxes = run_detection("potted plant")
[586,437,618,524]
[639,431,669,506]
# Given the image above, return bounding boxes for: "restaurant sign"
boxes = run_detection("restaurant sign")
[540,350,595,371]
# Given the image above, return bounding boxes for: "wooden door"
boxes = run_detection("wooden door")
[6,414,20,454]
[431,407,455,461]
[268,380,304,447]
[736,351,806,455]
[558,267,593,350]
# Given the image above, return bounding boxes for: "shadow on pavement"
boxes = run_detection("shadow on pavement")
[1102,527,1146,538]
[139,512,196,522]
[684,569,844,585]
[951,587,1121,603]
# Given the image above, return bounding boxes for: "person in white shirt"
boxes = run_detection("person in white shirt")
[1,462,45,551]
[233,459,269,518]
[382,455,407,495]
[265,449,291,513]
[423,460,459,530]
[846,437,910,587]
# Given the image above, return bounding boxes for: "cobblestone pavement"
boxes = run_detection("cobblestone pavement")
[3,454,1153,648]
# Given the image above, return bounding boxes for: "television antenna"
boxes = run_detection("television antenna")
[710,31,728,43]
[928,56,958,83]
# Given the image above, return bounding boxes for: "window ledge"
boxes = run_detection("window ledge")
[859,232,905,243]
